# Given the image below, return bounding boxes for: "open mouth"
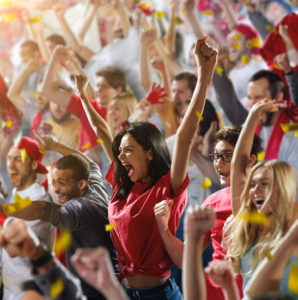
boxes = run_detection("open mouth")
[122,162,135,178]
[255,199,265,209]
[57,195,68,204]
[219,171,229,178]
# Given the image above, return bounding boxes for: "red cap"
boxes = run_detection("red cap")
[17,137,48,174]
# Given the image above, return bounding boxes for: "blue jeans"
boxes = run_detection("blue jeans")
[121,276,183,300]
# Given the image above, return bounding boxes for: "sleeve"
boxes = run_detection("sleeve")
[213,72,248,126]
[285,70,298,106]
[32,258,86,300]
[247,9,273,41]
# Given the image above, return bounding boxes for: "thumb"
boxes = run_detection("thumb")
[167,200,173,208]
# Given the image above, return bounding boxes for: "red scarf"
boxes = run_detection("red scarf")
[256,101,298,160]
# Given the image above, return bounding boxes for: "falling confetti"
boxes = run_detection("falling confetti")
[81,142,91,150]
[181,8,186,14]
[97,138,104,144]
[257,151,265,161]
[273,63,283,70]
[247,37,261,48]
[21,149,27,163]
[265,24,277,34]
[233,42,240,50]
[288,262,298,295]
[33,91,39,98]
[26,16,42,24]
[201,177,212,189]
[55,231,71,256]
[4,121,13,128]
[2,13,17,22]
[39,146,46,155]
[228,55,234,62]
[241,55,250,64]
[215,66,223,76]
[155,11,166,19]
[50,278,64,299]
[233,34,241,41]
[280,123,298,132]
[265,250,274,261]
[237,211,270,226]
[171,16,184,25]
[105,223,116,232]
[201,10,214,16]
[295,132,298,137]
[195,110,204,121]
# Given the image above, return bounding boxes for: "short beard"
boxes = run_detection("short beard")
[51,111,71,124]
[261,112,274,127]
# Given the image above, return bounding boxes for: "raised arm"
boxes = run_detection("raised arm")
[7,58,43,112]
[112,0,131,38]
[170,38,217,195]
[230,99,282,214]
[53,3,95,62]
[217,0,238,30]
[182,0,208,39]
[183,205,216,300]
[75,74,114,163]
[246,219,298,298]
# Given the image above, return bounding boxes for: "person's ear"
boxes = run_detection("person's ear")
[248,154,257,169]
[275,92,284,102]
[31,160,38,172]
[147,149,153,161]
[78,179,87,191]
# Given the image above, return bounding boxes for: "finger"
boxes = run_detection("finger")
[167,200,173,208]
[33,130,43,143]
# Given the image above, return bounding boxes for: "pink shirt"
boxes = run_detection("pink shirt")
[108,170,189,280]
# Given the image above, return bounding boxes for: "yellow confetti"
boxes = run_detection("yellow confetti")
[142,24,150,30]
[234,42,240,50]
[237,211,270,226]
[273,63,283,70]
[215,66,223,76]
[21,149,27,163]
[195,110,204,121]
[265,250,274,261]
[2,13,17,22]
[81,142,91,150]
[201,10,214,16]
[257,151,265,161]
[201,177,212,189]
[265,24,277,34]
[50,278,64,299]
[247,37,261,48]
[97,138,104,144]
[233,34,241,41]
[55,231,71,255]
[4,121,13,128]
[181,8,186,14]
[39,146,46,155]
[295,131,298,137]
[171,16,184,25]
[155,11,166,19]
[105,223,116,231]
[280,123,298,132]
[33,91,39,98]
[228,55,234,62]
[288,262,298,295]
[2,204,17,215]
[26,16,42,24]
[241,55,250,64]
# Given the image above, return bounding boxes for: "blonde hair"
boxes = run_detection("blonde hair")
[223,160,296,274]
[107,92,137,136]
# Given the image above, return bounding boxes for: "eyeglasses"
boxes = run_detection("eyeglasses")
[210,152,233,162]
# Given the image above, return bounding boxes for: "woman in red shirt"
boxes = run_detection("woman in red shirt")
[75,38,218,299]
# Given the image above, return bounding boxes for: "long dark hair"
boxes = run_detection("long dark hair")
[112,122,171,199]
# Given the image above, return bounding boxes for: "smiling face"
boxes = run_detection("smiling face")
[248,166,278,214]
[7,147,36,191]
[213,140,234,187]
[95,76,119,108]
[171,79,193,116]
[118,134,153,183]
[52,168,81,204]
[227,31,247,63]
[108,99,128,131]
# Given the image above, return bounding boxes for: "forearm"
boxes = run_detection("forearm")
[165,11,176,56]
[186,10,207,39]
[7,68,32,111]
[114,3,131,37]
[159,66,172,99]
[159,227,184,269]
[35,31,51,64]
[140,45,152,92]
[78,4,98,41]
[183,236,206,300]
[245,232,295,298]
[78,89,113,162]
[191,153,220,186]
[213,72,247,126]
[222,281,240,300]
[286,70,298,106]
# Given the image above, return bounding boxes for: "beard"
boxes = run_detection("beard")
[260,112,274,127]
[51,111,71,124]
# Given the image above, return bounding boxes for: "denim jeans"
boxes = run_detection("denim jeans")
[121,276,183,300]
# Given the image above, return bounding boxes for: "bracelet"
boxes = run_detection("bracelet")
[30,246,52,268]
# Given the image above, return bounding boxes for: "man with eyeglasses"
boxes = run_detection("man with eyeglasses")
[203,126,262,300]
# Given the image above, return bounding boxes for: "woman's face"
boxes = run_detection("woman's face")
[118,134,152,183]
[108,99,128,130]
[249,166,278,214]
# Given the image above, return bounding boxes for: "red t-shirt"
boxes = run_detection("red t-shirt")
[67,95,107,152]
[108,169,189,280]
[203,186,243,300]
